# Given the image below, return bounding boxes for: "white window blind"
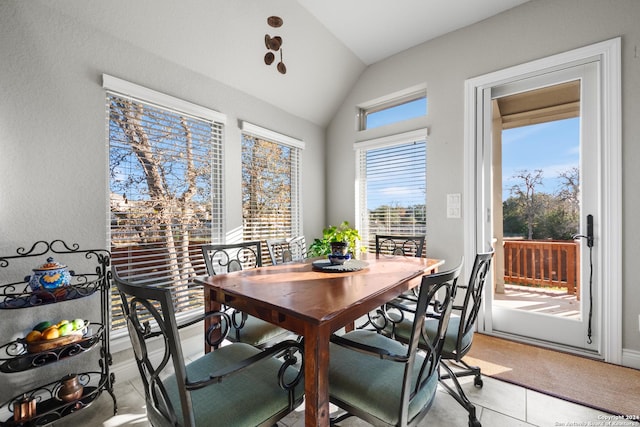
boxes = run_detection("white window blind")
[241,123,302,263]
[106,84,224,333]
[357,136,427,254]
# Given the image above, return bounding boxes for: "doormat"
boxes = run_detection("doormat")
[465,333,640,419]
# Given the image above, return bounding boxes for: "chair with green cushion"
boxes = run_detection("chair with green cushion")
[112,267,304,427]
[201,241,291,348]
[328,262,462,427]
[383,250,494,427]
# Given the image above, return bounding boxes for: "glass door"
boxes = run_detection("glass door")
[487,63,600,353]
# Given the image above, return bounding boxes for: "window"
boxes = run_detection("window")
[241,122,303,263]
[359,90,427,130]
[104,75,225,333]
[356,130,427,253]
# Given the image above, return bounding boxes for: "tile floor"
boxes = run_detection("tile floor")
[54,366,624,427]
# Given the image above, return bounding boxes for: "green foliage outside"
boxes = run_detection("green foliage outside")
[504,168,579,240]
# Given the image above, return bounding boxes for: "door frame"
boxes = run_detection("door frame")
[463,38,622,363]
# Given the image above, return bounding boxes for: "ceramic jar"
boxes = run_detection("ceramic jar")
[25,257,72,291]
[329,242,348,256]
[328,242,350,265]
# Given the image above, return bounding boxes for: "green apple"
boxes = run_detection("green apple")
[58,322,74,337]
[72,318,85,331]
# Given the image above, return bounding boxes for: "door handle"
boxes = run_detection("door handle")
[573,214,594,247]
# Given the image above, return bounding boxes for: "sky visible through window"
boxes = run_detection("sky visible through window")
[502,117,579,200]
[367,99,579,205]
[366,97,427,129]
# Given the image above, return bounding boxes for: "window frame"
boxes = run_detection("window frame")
[240,121,304,262]
[103,74,226,338]
[358,86,427,131]
[354,128,428,253]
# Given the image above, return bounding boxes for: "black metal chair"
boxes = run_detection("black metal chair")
[111,267,304,427]
[266,236,307,265]
[383,251,494,427]
[359,234,427,330]
[328,262,462,427]
[201,241,291,348]
[375,234,426,258]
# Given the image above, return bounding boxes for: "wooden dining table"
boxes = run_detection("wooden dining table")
[195,253,444,427]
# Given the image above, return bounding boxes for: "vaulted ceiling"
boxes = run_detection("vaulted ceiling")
[42,0,529,126]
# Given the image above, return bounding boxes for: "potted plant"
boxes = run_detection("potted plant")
[308,221,365,258]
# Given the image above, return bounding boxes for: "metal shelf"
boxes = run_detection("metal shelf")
[0,324,104,373]
[0,371,107,426]
[0,241,116,424]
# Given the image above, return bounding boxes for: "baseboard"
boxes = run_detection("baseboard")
[622,348,640,370]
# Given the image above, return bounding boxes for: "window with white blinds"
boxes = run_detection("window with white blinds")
[105,76,225,333]
[356,132,427,254]
[241,122,303,263]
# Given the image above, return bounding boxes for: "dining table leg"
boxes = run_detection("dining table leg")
[304,323,332,427]
[203,287,223,354]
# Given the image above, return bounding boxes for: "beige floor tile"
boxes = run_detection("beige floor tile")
[418,388,475,426]
[480,407,536,426]
[455,375,527,421]
[526,389,620,427]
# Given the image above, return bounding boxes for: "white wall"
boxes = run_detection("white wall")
[325,0,640,358]
[0,1,326,401]
[0,2,326,251]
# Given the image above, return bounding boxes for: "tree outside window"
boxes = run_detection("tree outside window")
[108,92,223,331]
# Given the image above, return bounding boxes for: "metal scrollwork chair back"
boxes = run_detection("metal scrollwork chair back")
[375,234,426,258]
[201,241,290,348]
[328,262,462,427]
[266,236,307,265]
[112,267,304,427]
[359,234,427,331]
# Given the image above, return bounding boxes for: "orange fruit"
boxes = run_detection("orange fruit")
[25,330,42,343]
[42,327,60,340]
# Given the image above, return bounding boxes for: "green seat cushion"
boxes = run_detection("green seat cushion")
[164,342,304,426]
[230,315,289,347]
[390,314,473,357]
[329,330,438,426]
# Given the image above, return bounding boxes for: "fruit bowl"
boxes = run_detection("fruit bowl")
[26,332,85,353]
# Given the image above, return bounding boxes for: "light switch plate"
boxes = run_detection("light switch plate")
[447,193,461,219]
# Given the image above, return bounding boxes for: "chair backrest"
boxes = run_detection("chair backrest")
[452,250,494,358]
[201,241,262,275]
[201,241,277,344]
[266,236,307,265]
[375,234,426,258]
[111,267,230,427]
[399,263,462,424]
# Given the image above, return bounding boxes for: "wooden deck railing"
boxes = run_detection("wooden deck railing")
[503,239,579,296]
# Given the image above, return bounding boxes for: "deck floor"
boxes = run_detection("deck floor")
[493,284,581,319]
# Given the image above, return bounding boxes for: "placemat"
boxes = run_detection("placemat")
[311,259,369,272]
